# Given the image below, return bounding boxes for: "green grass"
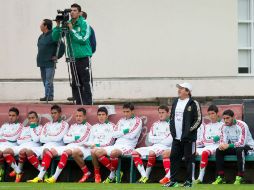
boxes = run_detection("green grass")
[0,183,253,190]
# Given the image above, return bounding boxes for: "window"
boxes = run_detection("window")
[238,0,253,73]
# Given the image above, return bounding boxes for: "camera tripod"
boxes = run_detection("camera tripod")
[55,23,83,105]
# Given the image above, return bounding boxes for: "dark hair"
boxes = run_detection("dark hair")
[51,104,62,113]
[9,107,19,116]
[81,11,87,19]
[43,19,52,30]
[77,107,86,115]
[158,105,169,112]
[185,88,192,98]
[222,109,234,117]
[97,107,108,115]
[28,111,38,118]
[207,105,219,113]
[123,102,135,111]
[71,3,81,12]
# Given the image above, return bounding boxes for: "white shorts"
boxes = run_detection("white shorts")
[196,144,218,155]
[135,144,171,158]
[0,142,17,152]
[54,143,81,156]
[103,145,133,156]
[31,142,65,157]
[12,142,41,155]
[74,146,91,160]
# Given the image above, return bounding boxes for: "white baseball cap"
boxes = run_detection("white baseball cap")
[176,82,192,92]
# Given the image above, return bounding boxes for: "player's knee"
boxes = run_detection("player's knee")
[149,151,156,157]
[3,148,13,155]
[95,149,105,157]
[72,149,81,158]
[132,150,138,156]
[19,149,26,155]
[162,150,170,158]
[26,149,33,156]
[110,150,120,158]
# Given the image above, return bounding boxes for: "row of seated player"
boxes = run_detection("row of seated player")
[0,103,253,185]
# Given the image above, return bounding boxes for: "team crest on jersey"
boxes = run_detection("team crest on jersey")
[187,106,192,111]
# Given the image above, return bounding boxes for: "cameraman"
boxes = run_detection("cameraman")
[52,3,93,105]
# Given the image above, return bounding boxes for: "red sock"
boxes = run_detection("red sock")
[200,150,210,168]
[147,155,156,167]
[94,167,100,176]
[4,154,15,165]
[81,165,89,174]
[98,155,111,170]
[110,156,118,171]
[58,152,68,169]
[163,158,171,173]
[41,151,53,170]
[27,154,40,169]
[18,152,27,164]
[132,152,143,167]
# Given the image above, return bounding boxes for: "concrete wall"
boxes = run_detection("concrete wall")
[0,0,242,101]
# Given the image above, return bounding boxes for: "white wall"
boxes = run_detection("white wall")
[0,0,241,101]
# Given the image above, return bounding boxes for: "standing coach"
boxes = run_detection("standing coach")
[164,83,202,188]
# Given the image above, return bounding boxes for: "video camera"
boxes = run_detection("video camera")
[54,9,71,24]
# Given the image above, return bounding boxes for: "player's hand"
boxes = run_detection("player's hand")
[219,143,228,150]
[68,22,73,30]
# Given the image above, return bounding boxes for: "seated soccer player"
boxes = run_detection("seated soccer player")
[131,105,172,184]
[72,107,115,183]
[45,108,91,183]
[94,102,142,183]
[3,111,43,182]
[27,104,69,183]
[0,107,23,181]
[195,105,223,184]
[212,109,254,185]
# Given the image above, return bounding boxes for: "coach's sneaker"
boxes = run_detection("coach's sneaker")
[115,171,123,183]
[95,174,101,183]
[103,177,114,183]
[163,181,179,187]
[234,176,244,185]
[0,168,4,182]
[194,179,202,184]
[212,176,226,185]
[27,177,43,183]
[182,181,192,187]
[78,172,91,183]
[15,173,23,183]
[9,170,16,177]
[45,176,56,183]
[159,177,170,184]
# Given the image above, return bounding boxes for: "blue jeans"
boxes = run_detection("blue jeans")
[40,67,55,98]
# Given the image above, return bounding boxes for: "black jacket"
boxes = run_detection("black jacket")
[170,98,202,142]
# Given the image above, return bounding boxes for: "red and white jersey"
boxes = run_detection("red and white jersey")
[40,120,69,144]
[113,116,142,148]
[17,124,43,145]
[0,122,23,143]
[148,119,172,147]
[85,121,115,147]
[220,120,254,148]
[197,121,224,146]
[63,122,91,146]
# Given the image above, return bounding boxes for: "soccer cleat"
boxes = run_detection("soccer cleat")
[163,181,179,187]
[159,177,170,185]
[212,176,226,185]
[194,179,202,184]
[138,176,149,183]
[9,170,16,177]
[45,176,56,183]
[234,176,244,185]
[78,172,91,183]
[0,168,5,182]
[15,173,23,183]
[103,177,114,183]
[115,171,123,183]
[27,177,43,183]
[182,181,192,187]
[95,174,101,183]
